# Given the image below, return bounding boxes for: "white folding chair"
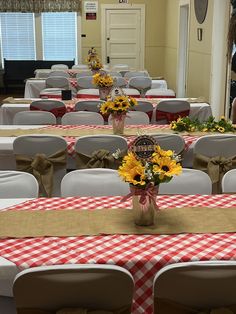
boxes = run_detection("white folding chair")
[108,71,122,77]
[77,76,96,89]
[113,76,127,87]
[153,261,236,313]
[124,71,149,79]
[159,168,212,194]
[13,135,67,197]
[112,64,130,72]
[75,100,103,112]
[152,134,185,156]
[62,111,104,125]
[155,99,190,124]
[30,99,66,118]
[128,76,152,97]
[51,64,69,70]
[0,170,39,198]
[40,77,70,98]
[76,70,94,78]
[72,64,89,70]
[121,88,140,97]
[13,111,56,125]
[108,111,150,125]
[76,88,100,98]
[132,100,154,122]
[193,134,236,192]
[61,168,130,196]
[13,265,134,313]
[222,169,236,193]
[48,70,70,78]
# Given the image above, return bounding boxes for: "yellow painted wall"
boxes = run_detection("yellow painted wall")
[80,0,166,77]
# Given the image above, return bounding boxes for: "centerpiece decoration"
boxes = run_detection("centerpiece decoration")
[93,70,114,100]
[86,47,103,72]
[170,116,235,133]
[118,135,182,226]
[99,87,138,134]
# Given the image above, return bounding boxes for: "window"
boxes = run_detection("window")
[0,13,36,63]
[42,12,77,61]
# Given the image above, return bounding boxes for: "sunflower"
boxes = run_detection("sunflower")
[119,164,146,186]
[100,101,112,115]
[110,102,122,111]
[129,97,138,107]
[153,146,173,159]
[153,157,182,180]
[218,126,225,133]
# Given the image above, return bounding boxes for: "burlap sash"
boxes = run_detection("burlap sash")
[76,149,126,170]
[1,97,32,104]
[17,306,130,314]
[15,149,67,197]
[193,153,236,193]
[154,298,236,314]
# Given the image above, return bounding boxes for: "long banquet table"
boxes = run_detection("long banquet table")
[0,194,236,314]
[0,97,212,125]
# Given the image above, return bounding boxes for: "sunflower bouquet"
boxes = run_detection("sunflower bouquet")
[118,146,182,188]
[100,95,137,115]
[93,72,114,88]
[170,116,235,133]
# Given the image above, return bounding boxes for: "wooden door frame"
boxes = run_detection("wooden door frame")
[101,4,145,69]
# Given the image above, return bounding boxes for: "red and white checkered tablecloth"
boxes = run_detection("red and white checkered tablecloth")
[45,124,198,157]
[1,194,236,314]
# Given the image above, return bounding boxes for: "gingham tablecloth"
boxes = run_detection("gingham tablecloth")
[45,124,198,157]
[0,194,236,314]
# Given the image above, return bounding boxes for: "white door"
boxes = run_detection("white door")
[102,6,145,70]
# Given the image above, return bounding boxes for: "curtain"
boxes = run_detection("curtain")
[0,0,81,12]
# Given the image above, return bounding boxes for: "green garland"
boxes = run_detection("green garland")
[170,116,235,133]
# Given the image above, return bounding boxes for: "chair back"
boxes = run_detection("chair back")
[159,168,212,194]
[108,111,149,125]
[30,99,66,118]
[0,171,38,198]
[77,76,96,89]
[128,76,152,97]
[112,64,129,72]
[75,134,128,155]
[222,169,236,193]
[13,264,134,312]
[133,100,153,121]
[76,70,94,78]
[124,71,149,79]
[51,64,68,70]
[156,100,190,123]
[153,261,236,312]
[76,88,99,98]
[75,100,103,113]
[109,71,122,77]
[72,64,88,70]
[61,169,130,196]
[13,135,67,197]
[45,77,69,89]
[113,76,127,87]
[62,112,104,125]
[152,134,185,155]
[13,111,56,125]
[48,71,70,78]
[121,88,140,97]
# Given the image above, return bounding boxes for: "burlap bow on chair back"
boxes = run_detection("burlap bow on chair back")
[75,149,126,170]
[154,298,236,314]
[15,149,67,197]
[193,153,236,193]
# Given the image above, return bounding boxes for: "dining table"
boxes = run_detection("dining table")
[0,97,212,125]
[0,124,199,170]
[0,194,236,314]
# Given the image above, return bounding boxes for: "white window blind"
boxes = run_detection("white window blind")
[42,12,77,61]
[0,13,36,61]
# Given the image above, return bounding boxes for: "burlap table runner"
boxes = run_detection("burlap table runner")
[0,127,174,137]
[0,207,236,238]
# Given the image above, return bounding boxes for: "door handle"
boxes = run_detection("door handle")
[107,56,110,64]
